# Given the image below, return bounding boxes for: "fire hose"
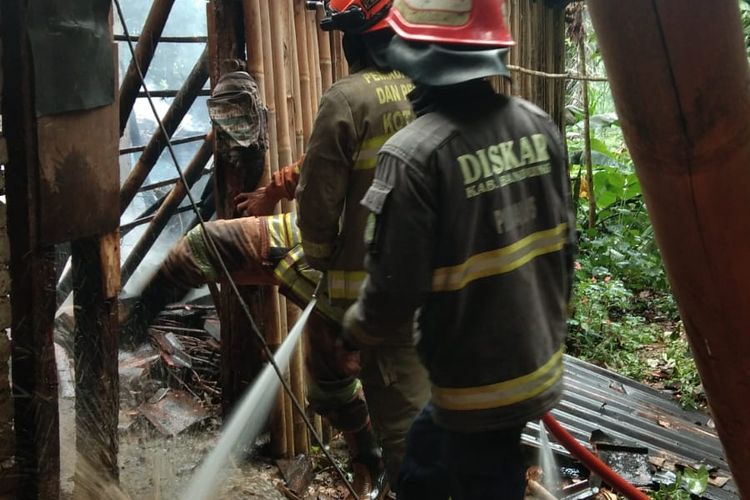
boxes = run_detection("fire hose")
[542,413,649,500]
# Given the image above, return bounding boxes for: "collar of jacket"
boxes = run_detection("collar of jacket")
[408,79,497,117]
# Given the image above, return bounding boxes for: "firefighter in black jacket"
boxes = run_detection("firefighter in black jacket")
[342,0,577,498]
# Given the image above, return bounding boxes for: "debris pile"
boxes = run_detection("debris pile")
[119,304,221,436]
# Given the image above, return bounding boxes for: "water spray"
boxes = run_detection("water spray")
[183,298,316,500]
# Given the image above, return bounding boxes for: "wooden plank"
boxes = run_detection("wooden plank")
[36,103,119,245]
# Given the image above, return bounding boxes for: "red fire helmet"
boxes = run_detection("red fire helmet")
[316,0,393,33]
[386,0,515,47]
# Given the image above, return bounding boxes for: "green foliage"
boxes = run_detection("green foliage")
[564,6,703,409]
[652,466,709,499]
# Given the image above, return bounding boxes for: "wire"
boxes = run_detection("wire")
[112,2,359,497]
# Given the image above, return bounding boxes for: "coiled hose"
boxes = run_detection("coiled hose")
[542,413,650,500]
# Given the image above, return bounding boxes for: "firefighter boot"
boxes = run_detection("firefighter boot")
[343,423,389,499]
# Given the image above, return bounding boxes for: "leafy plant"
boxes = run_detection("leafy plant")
[652,466,709,499]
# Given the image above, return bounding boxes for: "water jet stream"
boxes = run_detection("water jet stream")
[182,299,316,500]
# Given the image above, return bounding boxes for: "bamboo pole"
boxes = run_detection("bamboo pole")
[120,47,209,213]
[246,0,291,458]
[307,11,322,110]
[288,0,305,160]
[119,0,178,135]
[294,1,315,143]
[316,10,333,91]
[270,2,294,169]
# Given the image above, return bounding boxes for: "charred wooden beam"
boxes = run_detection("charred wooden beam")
[119,0,178,134]
[137,89,211,98]
[120,134,214,287]
[120,133,206,156]
[1,1,60,496]
[119,47,209,213]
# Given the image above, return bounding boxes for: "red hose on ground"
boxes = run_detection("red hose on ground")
[542,413,650,500]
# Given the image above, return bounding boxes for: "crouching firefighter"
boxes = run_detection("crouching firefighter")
[341,1,577,498]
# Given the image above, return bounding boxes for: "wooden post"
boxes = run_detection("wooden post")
[118,0,177,134]
[71,231,120,495]
[207,0,273,417]
[2,2,60,497]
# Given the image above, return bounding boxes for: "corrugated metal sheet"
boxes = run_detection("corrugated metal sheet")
[521,355,737,499]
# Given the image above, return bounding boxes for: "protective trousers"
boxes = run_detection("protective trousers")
[398,404,526,500]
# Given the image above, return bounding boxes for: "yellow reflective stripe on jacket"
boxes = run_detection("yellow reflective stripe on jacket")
[328,270,367,300]
[431,348,564,411]
[267,212,301,250]
[432,223,568,292]
[353,134,391,170]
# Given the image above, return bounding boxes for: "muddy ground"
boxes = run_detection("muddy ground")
[60,399,356,500]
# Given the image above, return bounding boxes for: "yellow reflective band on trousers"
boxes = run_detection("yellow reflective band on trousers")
[432,223,568,292]
[328,270,367,300]
[267,212,301,250]
[353,134,391,170]
[431,348,564,411]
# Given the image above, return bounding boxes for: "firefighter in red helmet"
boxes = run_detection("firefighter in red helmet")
[342,0,577,498]
[295,1,431,495]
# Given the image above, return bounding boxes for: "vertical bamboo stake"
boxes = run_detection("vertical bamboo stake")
[256,0,291,458]
[306,11,322,110]
[316,10,333,91]
[288,0,305,160]
[270,1,294,169]
[294,0,314,144]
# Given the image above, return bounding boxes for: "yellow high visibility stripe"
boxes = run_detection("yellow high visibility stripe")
[328,270,367,300]
[353,134,391,170]
[431,348,564,411]
[267,213,301,250]
[432,224,568,292]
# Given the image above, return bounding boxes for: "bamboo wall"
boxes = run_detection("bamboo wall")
[508,0,567,130]
[240,0,347,458]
